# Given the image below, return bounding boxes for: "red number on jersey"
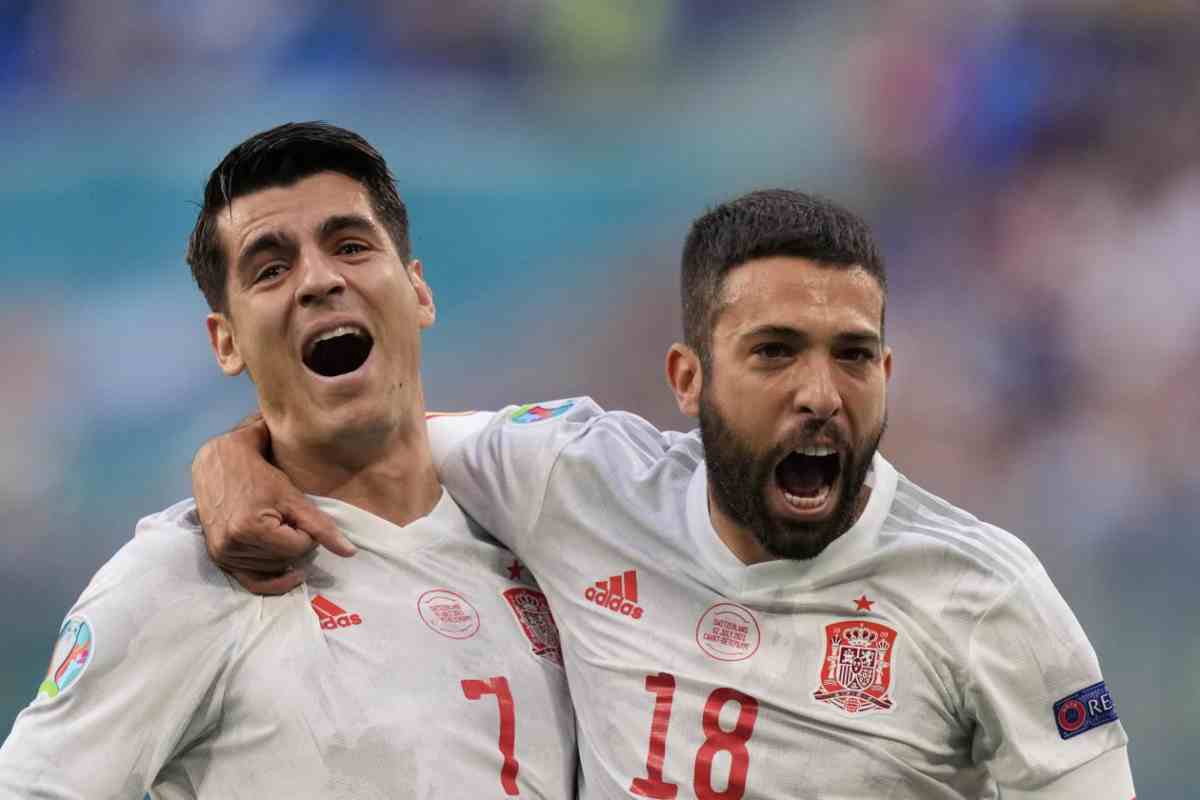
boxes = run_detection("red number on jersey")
[630,672,679,798]
[631,673,760,800]
[694,688,759,800]
[462,676,519,795]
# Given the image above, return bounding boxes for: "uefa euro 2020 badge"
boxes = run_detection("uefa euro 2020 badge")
[36,616,94,702]
[510,400,575,424]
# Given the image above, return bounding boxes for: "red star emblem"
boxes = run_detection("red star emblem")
[507,559,524,580]
[854,594,874,612]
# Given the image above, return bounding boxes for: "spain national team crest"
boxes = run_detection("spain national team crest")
[813,620,898,714]
[36,616,94,702]
[502,587,563,667]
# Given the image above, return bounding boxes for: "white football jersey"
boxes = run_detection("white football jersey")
[431,398,1134,800]
[0,490,575,799]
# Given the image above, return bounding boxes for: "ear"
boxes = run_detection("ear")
[666,342,702,419]
[207,313,246,376]
[882,345,893,382]
[406,259,436,329]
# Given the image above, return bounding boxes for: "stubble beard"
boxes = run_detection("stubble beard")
[699,390,886,560]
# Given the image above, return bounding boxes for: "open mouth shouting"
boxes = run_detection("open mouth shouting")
[302,323,374,379]
[773,444,843,520]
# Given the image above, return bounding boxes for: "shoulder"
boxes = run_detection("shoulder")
[884,467,1041,587]
[29,500,252,710]
[486,396,698,465]
[83,498,240,605]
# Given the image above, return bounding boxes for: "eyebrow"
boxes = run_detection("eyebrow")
[236,230,294,282]
[317,213,379,241]
[234,213,381,283]
[743,324,881,347]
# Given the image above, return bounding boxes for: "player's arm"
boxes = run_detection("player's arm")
[432,399,600,554]
[0,513,245,797]
[191,414,354,594]
[966,565,1135,799]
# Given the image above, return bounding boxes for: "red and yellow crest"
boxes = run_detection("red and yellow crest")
[813,620,898,714]
[503,587,563,667]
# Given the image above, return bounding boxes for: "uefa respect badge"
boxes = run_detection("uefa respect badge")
[36,616,94,701]
[1053,681,1118,739]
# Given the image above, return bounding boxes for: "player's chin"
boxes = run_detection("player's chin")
[759,479,846,560]
[756,516,838,561]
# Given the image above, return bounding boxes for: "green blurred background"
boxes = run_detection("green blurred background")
[1,1,1196,795]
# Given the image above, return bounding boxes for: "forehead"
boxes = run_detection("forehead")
[216,171,377,258]
[714,256,884,338]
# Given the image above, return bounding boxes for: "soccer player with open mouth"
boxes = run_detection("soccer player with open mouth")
[0,123,577,799]
[191,187,1135,798]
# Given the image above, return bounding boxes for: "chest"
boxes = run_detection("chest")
[527,511,982,798]
[189,548,574,798]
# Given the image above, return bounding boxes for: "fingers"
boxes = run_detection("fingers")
[283,497,355,557]
[203,511,312,573]
[229,567,305,596]
[248,509,323,558]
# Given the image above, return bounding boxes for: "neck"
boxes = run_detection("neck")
[272,411,442,529]
[707,499,774,564]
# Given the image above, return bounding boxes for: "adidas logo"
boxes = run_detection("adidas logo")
[583,569,644,620]
[311,594,363,630]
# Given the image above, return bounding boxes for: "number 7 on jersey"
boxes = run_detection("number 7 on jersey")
[462,676,520,796]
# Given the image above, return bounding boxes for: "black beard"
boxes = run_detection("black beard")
[699,392,886,560]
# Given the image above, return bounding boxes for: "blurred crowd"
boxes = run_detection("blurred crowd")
[1,1,1196,795]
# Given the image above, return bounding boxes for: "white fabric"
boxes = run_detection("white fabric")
[0,490,575,799]
[433,397,1134,799]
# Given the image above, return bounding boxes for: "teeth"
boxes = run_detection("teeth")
[314,325,366,344]
[783,484,832,510]
[305,325,368,359]
[795,445,836,457]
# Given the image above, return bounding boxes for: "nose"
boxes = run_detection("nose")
[792,355,842,420]
[296,251,346,307]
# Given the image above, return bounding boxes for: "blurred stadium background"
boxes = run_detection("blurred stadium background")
[1,1,1196,795]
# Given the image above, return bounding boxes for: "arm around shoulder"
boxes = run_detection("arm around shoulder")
[432,398,603,550]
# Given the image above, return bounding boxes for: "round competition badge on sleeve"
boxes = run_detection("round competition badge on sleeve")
[36,616,94,701]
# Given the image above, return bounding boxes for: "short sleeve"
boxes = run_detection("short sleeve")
[433,397,603,556]
[966,565,1134,798]
[0,504,253,799]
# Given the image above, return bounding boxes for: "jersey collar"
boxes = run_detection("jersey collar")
[310,488,467,557]
[687,451,899,593]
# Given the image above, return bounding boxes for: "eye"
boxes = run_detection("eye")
[336,241,369,256]
[752,342,793,360]
[253,263,287,284]
[839,347,874,362]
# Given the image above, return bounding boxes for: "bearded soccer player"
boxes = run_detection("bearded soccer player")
[0,123,576,798]
[193,189,1134,797]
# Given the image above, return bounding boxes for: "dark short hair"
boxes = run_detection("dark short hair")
[681,189,886,363]
[187,121,410,312]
